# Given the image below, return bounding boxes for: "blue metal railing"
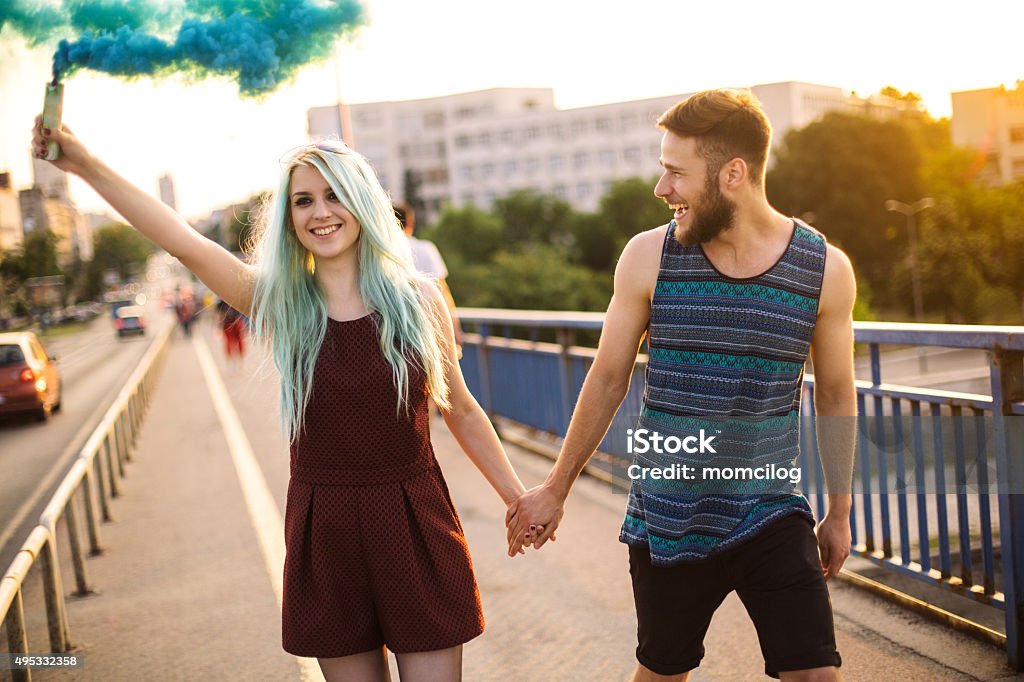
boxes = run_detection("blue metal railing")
[457,309,1024,669]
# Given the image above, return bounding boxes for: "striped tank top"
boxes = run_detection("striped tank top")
[619,218,828,565]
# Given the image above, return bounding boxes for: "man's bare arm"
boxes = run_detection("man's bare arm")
[505,227,662,555]
[809,243,858,579]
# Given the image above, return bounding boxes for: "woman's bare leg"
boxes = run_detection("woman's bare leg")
[393,645,462,682]
[318,647,391,682]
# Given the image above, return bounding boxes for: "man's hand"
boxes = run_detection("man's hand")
[815,513,852,580]
[505,483,565,557]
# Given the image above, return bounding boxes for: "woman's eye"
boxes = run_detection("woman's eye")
[327,192,338,201]
[294,197,310,206]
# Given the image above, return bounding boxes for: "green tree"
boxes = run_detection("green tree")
[492,189,575,247]
[21,230,62,279]
[425,204,505,265]
[91,224,154,280]
[767,111,943,313]
[450,246,612,312]
[570,177,668,271]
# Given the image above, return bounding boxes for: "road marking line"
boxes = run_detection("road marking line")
[192,335,324,682]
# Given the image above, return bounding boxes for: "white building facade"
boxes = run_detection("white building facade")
[308,82,890,222]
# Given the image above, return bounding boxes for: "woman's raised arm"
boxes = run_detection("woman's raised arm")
[32,119,256,315]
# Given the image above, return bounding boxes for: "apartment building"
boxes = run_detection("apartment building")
[308,81,894,221]
[952,82,1024,185]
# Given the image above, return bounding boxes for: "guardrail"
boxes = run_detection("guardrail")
[457,309,1024,669]
[0,325,172,681]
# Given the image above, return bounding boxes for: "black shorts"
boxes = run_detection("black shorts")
[628,513,841,678]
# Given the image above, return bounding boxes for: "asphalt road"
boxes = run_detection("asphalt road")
[0,301,175,573]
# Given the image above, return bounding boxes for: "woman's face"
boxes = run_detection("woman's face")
[288,164,361,261]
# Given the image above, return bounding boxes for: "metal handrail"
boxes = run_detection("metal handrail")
[0,324,171,680]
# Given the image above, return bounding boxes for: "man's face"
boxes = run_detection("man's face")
[653,132,736,246]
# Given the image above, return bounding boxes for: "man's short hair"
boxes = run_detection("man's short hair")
[393,202,414,230]
[657,89,772,184]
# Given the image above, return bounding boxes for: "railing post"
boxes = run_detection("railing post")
[64,491,94,597]
[105,433,122,499]
[80,465,104,555]
[992,348,1024,669]
[556,328,576,437]
[39,536,69,652]
[4,589,30,682]
[476,323,495,417]
[94,452,113,523]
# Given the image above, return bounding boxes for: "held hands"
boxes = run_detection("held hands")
[504,483,564,558]
[32,116,93,176]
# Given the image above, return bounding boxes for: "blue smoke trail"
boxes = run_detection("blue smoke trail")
[1,1,365,96]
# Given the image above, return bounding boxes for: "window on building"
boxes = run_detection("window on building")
[549,155,565,171]
[620,112,638,129]
[399,113,419,132]
[477,132,493,147]
[552,184,567,199]
[504,159,519,174]
[1011,126,1024,144]
[481,162,495,178]
[598,149,616,166]
[577,182,593,198]
[523,126,540,141]
[455,135,471,149]
[595,117,612,132]
[1013,157,1024,178]
[570,120,587,136]
[500,129,514,144]
[573,151,591,168]
[601,180,613,195]
[423,111,444,128]
[546,123,565,138]
[624,146,642,164]
[526,157,541,174]
[455,107,476,119]
[648,144,661,158]
[459,165,475,181]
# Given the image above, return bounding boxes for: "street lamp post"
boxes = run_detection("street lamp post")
[885,197,935,374]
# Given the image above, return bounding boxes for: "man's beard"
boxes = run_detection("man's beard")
[677,173,736,246]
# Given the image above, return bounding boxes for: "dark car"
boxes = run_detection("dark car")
[0,332,62,420]
[114,305,146,337]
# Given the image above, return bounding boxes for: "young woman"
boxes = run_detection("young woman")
[33,122,537,681]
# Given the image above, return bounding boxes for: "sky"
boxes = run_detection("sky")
[1,0,1021,220]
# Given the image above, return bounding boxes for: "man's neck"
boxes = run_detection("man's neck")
[701,202,794,278]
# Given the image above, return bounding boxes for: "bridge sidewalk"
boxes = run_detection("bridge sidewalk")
[28,324,1019,681]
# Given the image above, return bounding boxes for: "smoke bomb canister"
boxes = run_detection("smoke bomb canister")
[42,83,64,161]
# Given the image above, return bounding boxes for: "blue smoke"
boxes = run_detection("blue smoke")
[1,1,365,96]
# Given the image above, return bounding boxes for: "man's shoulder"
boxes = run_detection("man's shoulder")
[616,224,670,298]
[620,224,669,266]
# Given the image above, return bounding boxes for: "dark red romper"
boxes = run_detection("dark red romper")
[281,314,484,658]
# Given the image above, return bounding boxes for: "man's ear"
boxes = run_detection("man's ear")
[722,157,748,190]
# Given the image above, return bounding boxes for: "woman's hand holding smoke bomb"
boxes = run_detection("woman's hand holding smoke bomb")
[32,116,92,177]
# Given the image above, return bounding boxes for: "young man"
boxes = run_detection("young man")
[506,90,857,681]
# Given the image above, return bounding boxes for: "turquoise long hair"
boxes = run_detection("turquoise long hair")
[248,142,451,441]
